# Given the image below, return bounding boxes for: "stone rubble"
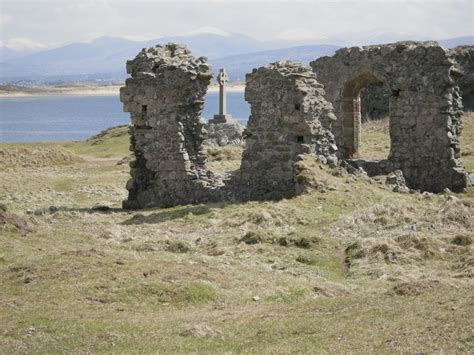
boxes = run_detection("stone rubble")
[203,118,245,147]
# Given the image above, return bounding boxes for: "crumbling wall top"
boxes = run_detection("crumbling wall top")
[126,43,212,80]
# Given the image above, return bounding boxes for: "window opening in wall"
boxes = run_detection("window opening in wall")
[342,74,391,160]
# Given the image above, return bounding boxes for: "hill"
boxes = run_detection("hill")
[1,33,472,84]
[209,45,340,81]
[0,114,473,352]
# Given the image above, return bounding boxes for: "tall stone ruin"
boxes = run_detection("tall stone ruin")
[237,61,338,201]
[120,44,224,209]
[311,41,468,192]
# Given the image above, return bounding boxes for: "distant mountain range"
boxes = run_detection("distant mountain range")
[0,29,472,84]
[209,45,341,82]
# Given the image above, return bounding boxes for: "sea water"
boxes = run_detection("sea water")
[0,92,249,142]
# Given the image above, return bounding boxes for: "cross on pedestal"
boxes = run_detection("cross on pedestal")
[211,68,233,123]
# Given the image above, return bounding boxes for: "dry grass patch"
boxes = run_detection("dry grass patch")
[0,117,473,353]
[358,117,391,160]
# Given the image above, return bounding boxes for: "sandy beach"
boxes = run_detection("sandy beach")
[0,83,245,98]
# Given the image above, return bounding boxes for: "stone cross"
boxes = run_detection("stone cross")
[212,68,233,123]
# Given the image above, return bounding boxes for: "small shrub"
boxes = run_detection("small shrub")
[175,283,217,304]
[143,282,217,305]
[452,234,473,246]
[392,282,431,296]
[295,237,311,249]
[166,241,191,253]
[265,288,306,303]
[240,231,263,245]
[296,255,318,265]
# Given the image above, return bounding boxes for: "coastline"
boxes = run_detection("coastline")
[0,84,245,98]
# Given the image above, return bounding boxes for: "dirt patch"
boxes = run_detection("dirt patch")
[166,241,191,253]
[391,281,437,296]
[180,324,223,339]
[0,211,35,233]
[313,284,349,297]
[453,256,474,278]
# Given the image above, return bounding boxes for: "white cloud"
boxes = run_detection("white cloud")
[1,0,472,45]
[276,29,327,41]
[121,34,163,41]
[187,26,231,37]
[0,13,13,26]
[0,37,50,50]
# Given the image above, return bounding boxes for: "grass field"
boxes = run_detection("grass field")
[0,114,473,353]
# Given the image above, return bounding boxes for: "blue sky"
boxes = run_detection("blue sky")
[1,0,472,49]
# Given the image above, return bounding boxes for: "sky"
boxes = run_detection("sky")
[0,0,473,49]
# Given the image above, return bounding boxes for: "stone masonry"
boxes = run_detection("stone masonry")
[203,120,244,147]
[121,42,469,209]
[361,45,474,120]
[121,45,339,208]
[360,81,389,122]
[237,61,338,201]
[311,41,468,192]
[449,45,474,110]
[120,44,225,209]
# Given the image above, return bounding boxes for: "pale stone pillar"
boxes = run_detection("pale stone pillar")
[211,68,233,123]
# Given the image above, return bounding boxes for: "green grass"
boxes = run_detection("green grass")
[61,125,130,158]
[0,117,473,353]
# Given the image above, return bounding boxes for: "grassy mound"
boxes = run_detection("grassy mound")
[0,145,83,169]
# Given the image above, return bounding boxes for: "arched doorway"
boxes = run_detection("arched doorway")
[340,73,391,159]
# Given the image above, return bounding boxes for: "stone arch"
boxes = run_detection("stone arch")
[339,72,390,158]
[311,41,468,192]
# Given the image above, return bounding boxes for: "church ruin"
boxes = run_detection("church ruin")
[120,44,338,208]
[311,41,468,192]
[121,41,469,209]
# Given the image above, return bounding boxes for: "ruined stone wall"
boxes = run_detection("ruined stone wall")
[203,120,244,147]
[311,41,468,192]
[360,81,389,121]
[237,61,338,201]
[449,45,474,110]
[120,44,224,209]
[360,45,474,120]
